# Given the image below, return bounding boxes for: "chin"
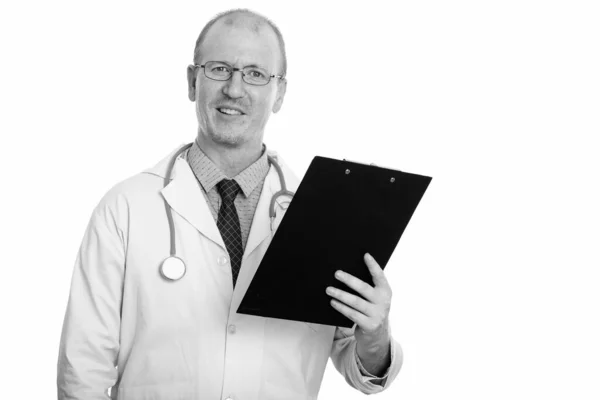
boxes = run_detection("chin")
[208,130,245,147]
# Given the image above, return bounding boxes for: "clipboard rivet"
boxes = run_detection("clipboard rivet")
[390,177,395,183]
[345,169,351,175]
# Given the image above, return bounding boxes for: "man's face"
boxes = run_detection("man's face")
[187,20,286,148]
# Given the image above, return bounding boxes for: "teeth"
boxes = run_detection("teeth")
[219,108,242,115]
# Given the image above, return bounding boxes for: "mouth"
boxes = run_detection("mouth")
[216,107,245,116]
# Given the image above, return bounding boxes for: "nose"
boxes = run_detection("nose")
[222,70,245,99]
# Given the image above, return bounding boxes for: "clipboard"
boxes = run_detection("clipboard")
[237,156,432,328]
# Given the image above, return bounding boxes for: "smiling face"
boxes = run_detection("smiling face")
[187,16,286,149]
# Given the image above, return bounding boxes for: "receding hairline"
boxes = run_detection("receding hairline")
[193,9,287,78]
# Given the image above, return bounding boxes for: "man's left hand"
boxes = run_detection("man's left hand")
[326,253,392,347]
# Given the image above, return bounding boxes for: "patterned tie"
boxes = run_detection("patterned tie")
[216,179,243,288]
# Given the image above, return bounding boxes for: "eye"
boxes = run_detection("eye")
[212,66,230,73]
[247,68,267,79]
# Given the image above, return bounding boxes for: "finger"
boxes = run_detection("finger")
[326,286,373,317]
[329,298,369,328]
[364,253,390,289]
[334,270,376,302]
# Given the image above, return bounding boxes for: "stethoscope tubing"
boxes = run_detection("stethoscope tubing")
[164,143,194,258]
[161,142,293,281]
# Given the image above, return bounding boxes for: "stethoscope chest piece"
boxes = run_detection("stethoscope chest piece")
[160,256,186,281]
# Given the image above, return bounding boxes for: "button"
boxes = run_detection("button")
[217,256,229,266]
[228,324,236,334]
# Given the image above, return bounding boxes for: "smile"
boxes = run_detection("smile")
[217,107,244,116]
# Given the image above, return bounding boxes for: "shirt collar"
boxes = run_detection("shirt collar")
[186,140,270,198]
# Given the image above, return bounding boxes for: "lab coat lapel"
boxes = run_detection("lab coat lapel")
[161,156,225,249]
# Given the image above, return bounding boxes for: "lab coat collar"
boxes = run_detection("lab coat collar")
[142,143,189,179]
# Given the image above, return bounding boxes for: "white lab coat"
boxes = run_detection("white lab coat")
[58,144,403,400]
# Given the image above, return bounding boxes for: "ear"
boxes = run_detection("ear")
[272,79,287,113]
[186,65,197,101]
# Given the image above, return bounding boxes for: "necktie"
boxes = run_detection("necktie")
[216,179,243,288]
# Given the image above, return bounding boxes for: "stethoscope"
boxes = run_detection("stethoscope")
[159,142,295,281]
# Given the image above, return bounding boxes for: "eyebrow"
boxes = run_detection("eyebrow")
[220,61,268,70]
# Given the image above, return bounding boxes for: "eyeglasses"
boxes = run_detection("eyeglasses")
[196,61,284,86]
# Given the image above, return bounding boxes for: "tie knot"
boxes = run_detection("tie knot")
[217,179,240,203]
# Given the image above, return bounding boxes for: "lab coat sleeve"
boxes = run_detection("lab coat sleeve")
[329,322,403,394]
[57,193,126,400]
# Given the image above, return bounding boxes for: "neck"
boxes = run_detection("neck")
[195,135,263,178]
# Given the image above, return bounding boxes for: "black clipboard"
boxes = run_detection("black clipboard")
[237,156,432,328]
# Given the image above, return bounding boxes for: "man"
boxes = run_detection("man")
[58,9,403,399]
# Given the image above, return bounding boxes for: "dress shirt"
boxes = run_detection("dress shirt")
[185,140,270,250]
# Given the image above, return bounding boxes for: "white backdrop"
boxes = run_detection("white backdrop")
[1,0,599,399]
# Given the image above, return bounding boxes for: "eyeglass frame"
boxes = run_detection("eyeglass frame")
[194,61,286,86]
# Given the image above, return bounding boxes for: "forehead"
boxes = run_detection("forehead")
[200,17,281,70]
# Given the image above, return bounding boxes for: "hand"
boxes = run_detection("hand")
[326,253,392,344]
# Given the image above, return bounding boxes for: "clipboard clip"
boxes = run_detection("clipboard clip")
[342,159,400,182]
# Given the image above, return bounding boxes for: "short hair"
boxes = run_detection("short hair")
[193,9,287,78]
